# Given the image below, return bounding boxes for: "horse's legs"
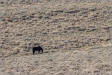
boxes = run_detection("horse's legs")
[38,50,40,54]
[41,49,43,53]
[32,49,35,55]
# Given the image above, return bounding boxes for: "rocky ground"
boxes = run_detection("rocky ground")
[0,0,112,75]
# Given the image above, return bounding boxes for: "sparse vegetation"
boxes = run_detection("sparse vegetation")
[0,0,112,75]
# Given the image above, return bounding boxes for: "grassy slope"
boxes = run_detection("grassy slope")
[0,0,112,75]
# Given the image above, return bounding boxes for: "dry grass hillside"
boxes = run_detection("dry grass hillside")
[0,0,112,75]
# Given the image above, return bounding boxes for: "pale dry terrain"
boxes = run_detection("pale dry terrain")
[0,0,112,75]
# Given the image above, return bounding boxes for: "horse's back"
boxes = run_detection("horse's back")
[33,46,43,50]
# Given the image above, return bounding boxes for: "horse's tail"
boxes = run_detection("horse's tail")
[32,48,35,55]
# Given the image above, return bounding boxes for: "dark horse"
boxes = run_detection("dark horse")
[32,46,43,55]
